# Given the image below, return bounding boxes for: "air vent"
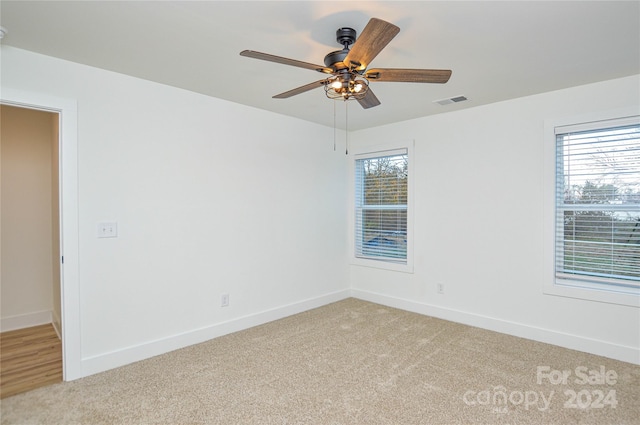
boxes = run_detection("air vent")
[434,95,468,106]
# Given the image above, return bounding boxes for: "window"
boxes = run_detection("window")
[554,116,639,296]
[354,148,408,264]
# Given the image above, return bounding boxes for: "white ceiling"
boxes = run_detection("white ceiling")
[1,1,638,130]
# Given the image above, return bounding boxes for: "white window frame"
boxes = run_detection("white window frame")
[348,140,414,273]
[544,108,640,307]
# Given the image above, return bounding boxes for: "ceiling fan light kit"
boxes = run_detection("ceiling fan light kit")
[240,17,452,109]
[324,73,370,101]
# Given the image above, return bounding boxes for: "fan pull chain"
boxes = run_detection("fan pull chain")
[333,100,336,151]
[345,100,349,155]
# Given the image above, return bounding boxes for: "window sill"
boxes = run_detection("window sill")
[351,256,414,273]
[544,279,639,308]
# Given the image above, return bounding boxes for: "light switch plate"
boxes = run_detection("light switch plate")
[98,222,118,238]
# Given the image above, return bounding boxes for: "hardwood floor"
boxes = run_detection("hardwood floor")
[0,324,62,399]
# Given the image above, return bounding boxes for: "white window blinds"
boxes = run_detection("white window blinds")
[355,149,408,263]
[555,117,640,290]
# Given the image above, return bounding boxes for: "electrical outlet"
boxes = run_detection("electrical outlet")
[437,283,445,294]
[221,293,230,307]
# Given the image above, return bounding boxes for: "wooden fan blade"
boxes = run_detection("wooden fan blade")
[240,50,333,74]
[273,79,328,99]
[357,88,381,109]
[365,68,452,83]
[344,18,400,71]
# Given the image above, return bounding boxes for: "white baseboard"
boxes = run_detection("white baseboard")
[51,310,62,340]
[1,310,52,332]
[81,289,351,378]
[351,289,639,365]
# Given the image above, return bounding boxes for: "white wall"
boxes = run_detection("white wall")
[2,44,637,375]
[349,75,640,364]
[1,105,58,331]
[1,46,349,375]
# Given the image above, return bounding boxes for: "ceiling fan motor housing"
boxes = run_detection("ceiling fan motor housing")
[324,27,357,69]
[324,49,349,69]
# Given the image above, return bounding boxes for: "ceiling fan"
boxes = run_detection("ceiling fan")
[240,18,452,109]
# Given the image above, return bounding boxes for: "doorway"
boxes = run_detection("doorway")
[0,105,62,396]
[0,91,81,381]
[1,105,60,331]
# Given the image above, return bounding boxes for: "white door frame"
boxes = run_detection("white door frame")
[1,89,82,380]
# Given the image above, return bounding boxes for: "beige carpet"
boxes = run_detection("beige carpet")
[1,298,639,424]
